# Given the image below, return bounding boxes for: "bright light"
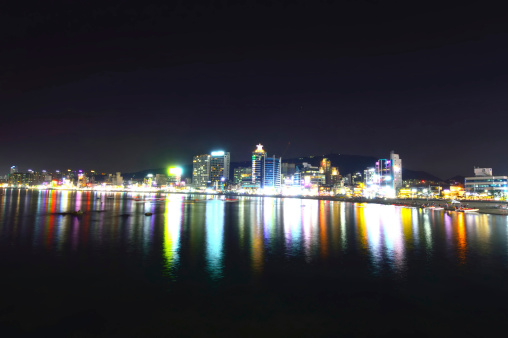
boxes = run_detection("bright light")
[211,151,225,156]
[168,167,183,176]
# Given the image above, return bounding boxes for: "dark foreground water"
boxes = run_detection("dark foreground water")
[1,189,508,337]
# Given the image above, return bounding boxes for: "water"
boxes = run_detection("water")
[1,189,508,336]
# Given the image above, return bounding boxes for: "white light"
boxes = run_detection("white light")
[211,151,225,156]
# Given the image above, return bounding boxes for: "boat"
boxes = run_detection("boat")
[145,212,153,216]
[458,208,479,213]
[225,198,238,202]
[71,210,84,216]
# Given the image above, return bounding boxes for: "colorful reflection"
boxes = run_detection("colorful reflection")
[1,190,508,282]
[163,196,182,278]
[205,201,225,280]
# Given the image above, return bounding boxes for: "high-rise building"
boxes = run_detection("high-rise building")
[374,150,402,195]
[192,154,211,188]
[263,155,282,190]
[319,158,332,184]
[375,159,391,187]
[251,144,282,191]
[252,144,266,187]
[390,151,402,191]
[364,167,375,186]
[210,151,230,184]
[10,166,18,174]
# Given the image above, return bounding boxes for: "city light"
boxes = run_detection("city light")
[168,167,183,176]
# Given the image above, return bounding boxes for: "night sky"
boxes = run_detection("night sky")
[1,0,507,179]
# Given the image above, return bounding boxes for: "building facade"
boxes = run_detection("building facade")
[465,168,508,197]
[390,150,402,191]
[234,167,252,185]
[192,154,211,189]
[263,155,282,190]
[209,151,230,185]
[252,144,266,187]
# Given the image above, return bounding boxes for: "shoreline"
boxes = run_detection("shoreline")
[3,187,508,216]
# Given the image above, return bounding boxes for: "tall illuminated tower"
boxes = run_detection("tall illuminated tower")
[390,150,402,190]
[192,154,211,188]
[209,151,230,184]
[319,158,331,184]
[374,151,402,195]
[252,144,266,187]
[263,155,282,190]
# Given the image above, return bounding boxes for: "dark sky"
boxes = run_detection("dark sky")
[1,0,507,179]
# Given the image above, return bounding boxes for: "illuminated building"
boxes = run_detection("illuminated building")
[391,151,402,190]
[319,158,331,184]
[300,162,325,188]
[465,168,508,197]
[252,144,266,187]
[352,172,362,185]
[330,167,340,185]
[374,151,402,195]
[210,151,230,185]
[192,154,210,188]
[234,167,252,185]
[375,159,391,187]
[263,155,282,190]
[251,144,282,191]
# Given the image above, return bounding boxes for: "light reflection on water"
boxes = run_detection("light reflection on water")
[1,189,508,281]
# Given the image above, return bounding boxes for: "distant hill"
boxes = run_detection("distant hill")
[402,169,443,183]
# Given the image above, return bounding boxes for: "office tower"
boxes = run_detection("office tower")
[319,158,332,184]
[10,166,18,174]
[364,167,375,186]
[374,150,402,194]
[252,144,266,187]
[375,159,391,188]
[251,144,282,191]
[263,155,282,190]
[210,151,230,184]
[390,150,402,190]
[192,154,211,188]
